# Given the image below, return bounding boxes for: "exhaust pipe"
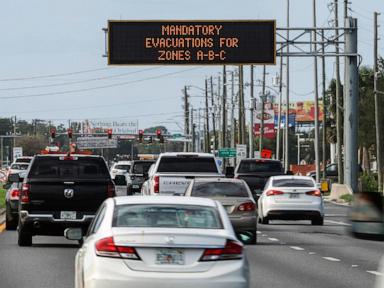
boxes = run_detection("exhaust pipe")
[33,221,40,229]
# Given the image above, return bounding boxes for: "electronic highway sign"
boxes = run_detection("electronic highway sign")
[107,20,276,65]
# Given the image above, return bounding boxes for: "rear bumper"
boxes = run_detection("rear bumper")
[263,202,323,219]
[265,210,322,220]
[229,216,257,232]
[19,210,94,236]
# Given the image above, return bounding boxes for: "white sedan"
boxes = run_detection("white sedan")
[65,196,249,288]
[258,176,324,225]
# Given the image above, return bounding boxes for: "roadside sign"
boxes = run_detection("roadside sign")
[76,137,118,149]
[108,20,276,65]
[236,144,247,162]
[13,147,23,160]
[218,148,237,158]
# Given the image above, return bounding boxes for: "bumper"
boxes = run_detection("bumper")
[19,211,94,236]
[84,257,249,288]
[230,216,257,232]
[263,202,323,220]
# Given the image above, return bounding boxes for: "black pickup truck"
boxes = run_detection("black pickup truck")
[17,154,115,246]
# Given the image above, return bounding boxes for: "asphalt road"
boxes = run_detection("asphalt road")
[0,202,382,288]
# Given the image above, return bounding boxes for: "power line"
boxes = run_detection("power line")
[0,67,202,100]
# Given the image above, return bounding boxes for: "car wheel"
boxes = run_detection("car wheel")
[18,222,32,247]
[311,217,324,226]
[5,204,17,231]
[261,217,269,225]
[127,186,133,196]
[249,230,257,245]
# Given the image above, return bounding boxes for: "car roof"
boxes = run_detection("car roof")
[193,177,245,184]
[239,158,282,163]
[159,152,214,158]
[115,161,131,164]
[35,154,102,158]
[114,196,217,207]
[270,175,315,181]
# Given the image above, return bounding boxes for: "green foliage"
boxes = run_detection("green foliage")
[0,185,5,209]
[15,136,47,156]
[340,194,353,203]
[360,173,379,192]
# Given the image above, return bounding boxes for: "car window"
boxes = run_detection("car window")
[11,164,28,170]
[132,162,154,174]
[191,182,249,197]
[15,158,32,163]
[273,179,315,187]
[238,160,283,173]
[87,205,106,236]
[326,164,337,173]
[114,164,130,171]
[113,204,223,229]
[157,156,218,173]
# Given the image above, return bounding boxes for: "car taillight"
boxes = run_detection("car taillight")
[200,240,243,261]
[238,201,256,212]
[10,188,20,200]
[107,183,115,197]
[266,190,284,196]
[21,183,30,203]
[154,175,160,193]
[306,190,322,197]
[95,237,140,260]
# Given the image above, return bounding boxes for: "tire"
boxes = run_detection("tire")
[249,231,257,245]
[311,217,324,226]
[127,186,133,196]
[18,222,32,247]
[261,217,269,225]
[5,204,17,231]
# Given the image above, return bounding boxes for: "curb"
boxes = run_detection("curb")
[0,208,5,233]
[324,199,351,207]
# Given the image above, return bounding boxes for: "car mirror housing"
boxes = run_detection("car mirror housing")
[64,228,83,241]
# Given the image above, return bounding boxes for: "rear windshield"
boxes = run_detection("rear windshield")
[114,164,130,171]
[15,158,32,163]
[113,204,223,229]
[273,179,314,188]
[238,160,283,173]
[29,157,110,179]
[192,182,249,197]
[11,164,29,170]
[157,156,218,173]
[132,162,154,174]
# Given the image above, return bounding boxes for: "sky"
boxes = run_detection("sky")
[0,0,383,133]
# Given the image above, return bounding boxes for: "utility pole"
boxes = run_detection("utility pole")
[231,71,236,148]
[344,0,348,19]
[13,116,16,148]
[276,49,284,160]
[321,30,327,179]
[260,65,266,153]
[374,12,383,192]
[183,86,190,152]
[222,66,227,149]
[249,65,255,158]
[191,107,195,152]
[285,0,290,172]
[334,0,344,183]
[217,76,222,149]
[238,65,246,144]
[210,76,217,152]
[344,17,358,192]
[205,79,210,153]
[313,0,321,183]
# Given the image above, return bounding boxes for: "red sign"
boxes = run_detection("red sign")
[254,123,276,139]
[261,149,273,159]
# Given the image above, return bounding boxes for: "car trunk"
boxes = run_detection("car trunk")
[112,227,228,272]
[271,187,318,204]
[208,197,254,216]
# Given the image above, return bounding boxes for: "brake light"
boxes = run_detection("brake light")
[154,175,160,193]
[95,237,140,260]
[306,190,322,197]
[10,188,20,200]
[238,202,256,212]
[21,183,30,203]
[266,190,284,196]
[200,240,243,261]
[107,183,115,197]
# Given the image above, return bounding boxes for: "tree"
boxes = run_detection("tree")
[15,136,47,156]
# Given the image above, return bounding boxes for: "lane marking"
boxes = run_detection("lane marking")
[322,257,341,262]
[325,214,347,217]
[367,271,383,276]
[325,220,351,226]
[268,237,279,242]
[0,223,5,233]
[308,252,316,255]
[290,246,305,251]
[261,234,267,237]
[351,265,359,268]
[256,231,261,234]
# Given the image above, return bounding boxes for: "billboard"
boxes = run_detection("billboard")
[254,108,276,139]
[273,101,323,123]
[108,20,276,65]
[77,137,118,149]
[83,120,138,135]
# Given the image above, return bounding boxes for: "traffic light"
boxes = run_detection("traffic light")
[148,136,153,143]
[156,129,162,139]
[50,128,56,139]
[67,128,73,139]
[159,135,164,144]
[107,128,113,139]
[138,130,144,143]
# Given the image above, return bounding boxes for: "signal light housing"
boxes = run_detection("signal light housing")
[107,128,113,139]
[138,130,144,143]
[50,128,56,139]
[67,128,73,139]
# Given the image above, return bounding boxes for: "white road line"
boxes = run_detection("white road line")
[261,234,267,237]
[351,265,359,268]
[268,237,279,241]
[367,271,383,276]
[308,252,316,255]
[256,231,261,234]
[322,257,341,262]
[290,246,305,251]
[325,220,351,226]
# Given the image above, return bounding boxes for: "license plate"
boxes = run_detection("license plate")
[60,211,77,220]
[156,249,184,265]
[132,185,139,189]
[290,193,300,199]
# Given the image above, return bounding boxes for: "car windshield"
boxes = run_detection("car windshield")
[238,160,283,173]
[114,164,130,171]
[132,162,154,174]
[191,182,249,197]
[11,164,29,170]
[157,156,218,173]
[113,204,223,229]
[15,158,32,163]
[273,179,315,188]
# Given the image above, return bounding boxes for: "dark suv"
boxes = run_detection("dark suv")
[126,160,155,195]
[17,154,115,246]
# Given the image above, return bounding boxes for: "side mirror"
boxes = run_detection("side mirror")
[64,228,83,241]
[114,175,127,186]
[225,167,235,178]
[286,170,294,175]
[8,173,21,183]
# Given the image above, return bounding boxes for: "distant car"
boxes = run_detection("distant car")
[258,176,324,225]
[110,161,131,179]
[126,160,155,195]
[14,156,33,164]
[185,178,257,244]
[65,196,249,288]
[233,159,285,200]
[6,162,30,179]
